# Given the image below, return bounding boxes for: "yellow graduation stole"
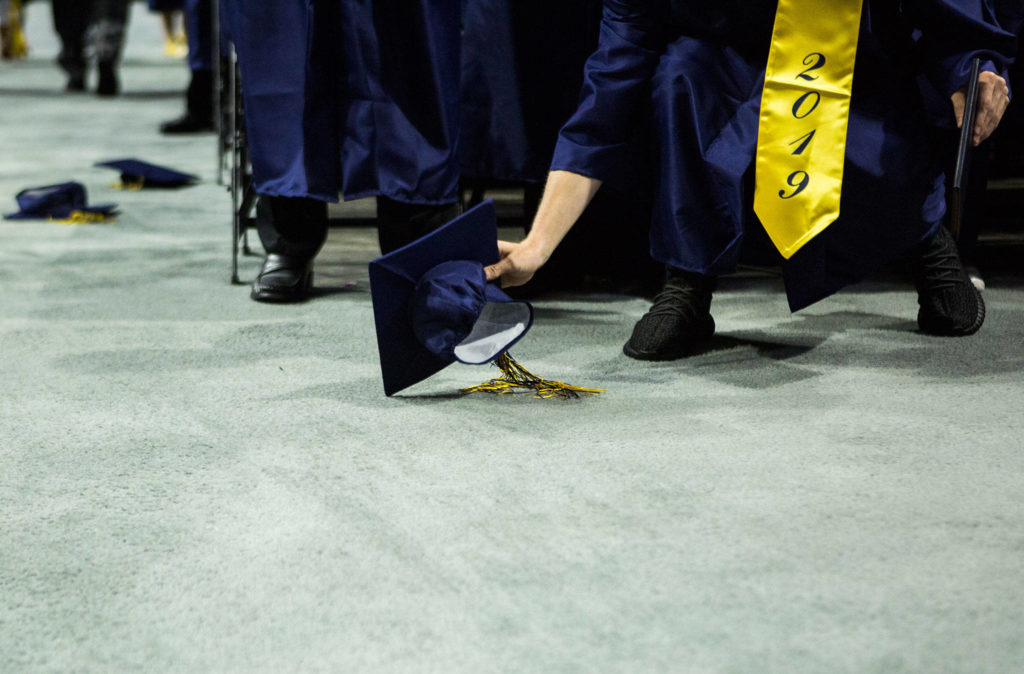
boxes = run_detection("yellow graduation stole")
[753,0,864,259]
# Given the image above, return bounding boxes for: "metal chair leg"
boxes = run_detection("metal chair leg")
[230,49,241,284]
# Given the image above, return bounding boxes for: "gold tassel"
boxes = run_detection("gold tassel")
[1,0,29,60]
[49,211,116,225]
[462,352,604,400]
[112,177,145,191]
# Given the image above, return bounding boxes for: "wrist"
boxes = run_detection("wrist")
[520,232,555,264]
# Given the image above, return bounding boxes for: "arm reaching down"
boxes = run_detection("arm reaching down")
[486,1,666,288]
[485,170,602,288]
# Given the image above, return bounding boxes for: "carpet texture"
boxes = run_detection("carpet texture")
[2,9,1024,673]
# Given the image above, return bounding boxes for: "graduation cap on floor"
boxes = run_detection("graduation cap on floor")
[369,200,603,399]
[4,182,117,223]
[95,158,199,189]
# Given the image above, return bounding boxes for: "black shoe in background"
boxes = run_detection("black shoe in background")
[912,226,985,336]
[58,50,86,92]
[96,60,119,96]
[250,196,327,302]
[160,114,215,134]
[66,72,86,92]
[623,268,716,361]
[160,69,214,134]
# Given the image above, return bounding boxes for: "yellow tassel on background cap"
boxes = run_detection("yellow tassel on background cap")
[462,352,604,400]
[112,178,145,191]
[1,0,29,60]
[49,211,116,225]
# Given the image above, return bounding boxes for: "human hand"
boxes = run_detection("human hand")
[484,240,548,288]
[952,70,1010,147]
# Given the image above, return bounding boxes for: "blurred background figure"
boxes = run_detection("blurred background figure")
[51,0,131,96]
[159,0,214,134]
[0,0,29,59]
[148,0,187,59]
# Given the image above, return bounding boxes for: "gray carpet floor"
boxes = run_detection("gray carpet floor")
[2,9,1024,673]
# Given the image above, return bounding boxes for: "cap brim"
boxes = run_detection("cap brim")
[3,204,119,220]
[369,200,504,396]
[81,204,119,215]
[4,211,41,220]
[95,158,199,187]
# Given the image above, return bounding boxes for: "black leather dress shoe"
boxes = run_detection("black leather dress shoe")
[251,254,314,303]
[160,114,215,135]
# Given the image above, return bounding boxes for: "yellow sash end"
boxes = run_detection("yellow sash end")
[753,0,865,258]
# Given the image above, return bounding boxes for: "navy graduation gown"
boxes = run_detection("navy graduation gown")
[183,0,213,72]
[460,0,602,183]
[221,0,461,205]
[148,0,183,10]
[551,0,1016,310]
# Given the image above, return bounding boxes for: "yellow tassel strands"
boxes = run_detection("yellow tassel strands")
[462,352,605,400]
[49,211,116,225]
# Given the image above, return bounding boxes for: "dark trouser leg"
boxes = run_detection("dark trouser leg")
[187,69,215,121]
[90,0,129,63]
[91,0,129,95]
[160,68,215,133]
[376,197,460,254]
[175,0,215,124]
[256,196,328,259]
[51,0,90,88]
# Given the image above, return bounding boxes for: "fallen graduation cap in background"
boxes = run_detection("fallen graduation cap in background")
[3,182,118,223]
[369,199,604,399]
[95,158,199,189]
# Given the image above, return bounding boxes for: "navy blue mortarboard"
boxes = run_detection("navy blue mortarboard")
[369,200,602,399]
[94,159,199,189]
[4,182,117,222]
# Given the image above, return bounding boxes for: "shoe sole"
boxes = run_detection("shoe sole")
[622,315,716,361]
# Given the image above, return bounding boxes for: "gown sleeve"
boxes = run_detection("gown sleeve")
[549,0,670,187]
[904,0,1017,97]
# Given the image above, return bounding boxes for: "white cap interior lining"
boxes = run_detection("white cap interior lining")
[453,301,531,364]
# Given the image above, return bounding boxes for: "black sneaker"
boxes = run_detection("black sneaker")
[912,226,985,336]
[623,269,716,360]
